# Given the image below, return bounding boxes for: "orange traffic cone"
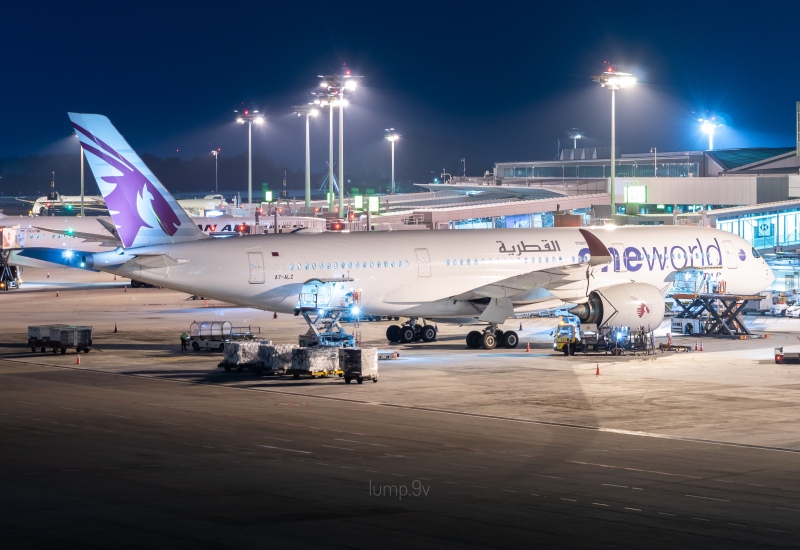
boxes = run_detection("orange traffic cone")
[114,323,118,333]
[204,299,208,307]
[273,311,278,319]
[56,291,59,298]
[519,323,523,331]
[526,342,531,352]
[700,341,704,351]
[124,286,127,293]
[695,340,698,351]
[76,355,81,365]
[596,364,600,376]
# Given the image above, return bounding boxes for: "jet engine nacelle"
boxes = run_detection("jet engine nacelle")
[570,283,664,329]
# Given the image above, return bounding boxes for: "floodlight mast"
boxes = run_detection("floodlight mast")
[385,129,400,195]
[699,118,722,150]
[592,66,636,220]
[319,70,363,218]
[211,150,220,192]
[566,129,584,149]
[234,109,265,206]
[293,105,320,207]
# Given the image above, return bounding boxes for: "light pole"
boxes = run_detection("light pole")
[650,147,657,177]
[566,129,584,149]
[211,149,219,193]
[699,118,722,150]
[385,128,399,195]
[313,93,336,212]
[293,105,320,208]
[593,66,636,219]
[319,69,362,218]
[234,109,264,206]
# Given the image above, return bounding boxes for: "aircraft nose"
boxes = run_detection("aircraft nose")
[766,262,776,287]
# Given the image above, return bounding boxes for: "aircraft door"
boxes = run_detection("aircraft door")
[414,248,431,277]
[611,242,627,272]
[247,252,265,283]
[723,240,738,269]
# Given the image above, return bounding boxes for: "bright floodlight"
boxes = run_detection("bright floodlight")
[236,117,243,123]
[344,79,358,91]
[698,117,722,150]
[254,116,264,125]
[593,68,637,90]
[385,128,399,142]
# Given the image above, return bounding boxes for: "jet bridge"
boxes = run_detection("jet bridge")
[671,293,764,338]
[295,278,358,347]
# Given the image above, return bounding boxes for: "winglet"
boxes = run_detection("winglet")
[579,228,612,265]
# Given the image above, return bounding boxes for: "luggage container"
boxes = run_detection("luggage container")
[47,326,93,354]
[288,347,342,379]
[28,324,70,353]
[340,347,379,384]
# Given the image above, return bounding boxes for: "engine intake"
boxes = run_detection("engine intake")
[569,283,664,329]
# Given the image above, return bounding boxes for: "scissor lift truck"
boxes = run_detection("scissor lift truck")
[295,278,358,348]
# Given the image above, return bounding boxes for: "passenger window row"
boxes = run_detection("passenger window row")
[289,260,411,271]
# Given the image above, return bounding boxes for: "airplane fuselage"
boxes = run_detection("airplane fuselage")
[87,226,772,317]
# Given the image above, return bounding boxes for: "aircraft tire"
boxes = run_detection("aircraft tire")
[466,331,482,349]
[481,332,497,350]
[421,325,437,342]
[502,331,519,349]
[386,325,401,343]
[399,327,415,343]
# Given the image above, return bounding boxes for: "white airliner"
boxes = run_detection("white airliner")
[35,113,774,350]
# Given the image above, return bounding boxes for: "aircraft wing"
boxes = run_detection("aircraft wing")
[449,228,615,302]
[33,226,121,247]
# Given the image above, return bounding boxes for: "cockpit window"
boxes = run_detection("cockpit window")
[752,247,761,259]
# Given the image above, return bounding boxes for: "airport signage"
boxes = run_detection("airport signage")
[354,195,364,210]
[368,196,380,213]
[264,191,273,202]
[625,185,647,204]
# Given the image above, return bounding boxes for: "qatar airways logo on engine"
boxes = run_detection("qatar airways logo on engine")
[635,299,651,318]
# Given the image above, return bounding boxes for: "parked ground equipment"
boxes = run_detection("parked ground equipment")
[28,325,92,354]
[553,319,654,356]
[775,347,800,364]
[340,347,379,384]
[188,321,260,352]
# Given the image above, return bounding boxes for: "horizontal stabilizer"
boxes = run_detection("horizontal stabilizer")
[33,226,120,247]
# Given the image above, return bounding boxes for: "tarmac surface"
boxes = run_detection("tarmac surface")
[2,268,800,548]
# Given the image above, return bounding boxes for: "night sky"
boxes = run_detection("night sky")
[2,1,799,185]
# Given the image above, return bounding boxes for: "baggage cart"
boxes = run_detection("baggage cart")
[46,326,93,354]
[28,324,70,353]
[340,347,379,384]
[287,347,342,379]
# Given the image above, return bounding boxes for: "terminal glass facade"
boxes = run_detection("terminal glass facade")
[717,209,800,250]
[502,163,698,179]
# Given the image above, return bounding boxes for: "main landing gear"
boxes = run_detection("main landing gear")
[466,323,519,350]
[386,318,437,344]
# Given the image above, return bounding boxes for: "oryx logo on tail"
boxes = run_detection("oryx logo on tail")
[68,113,205,249]
[72,122,181,247]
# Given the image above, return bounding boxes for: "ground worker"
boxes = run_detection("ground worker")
[180,331,190,351]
